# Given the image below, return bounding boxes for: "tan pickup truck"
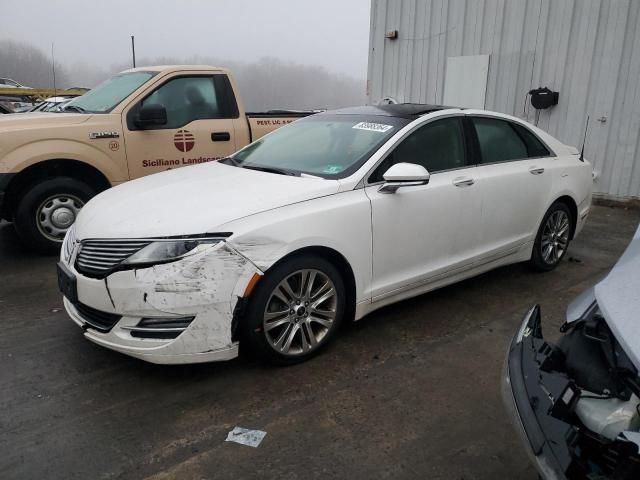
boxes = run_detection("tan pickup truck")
[0,65,315,252]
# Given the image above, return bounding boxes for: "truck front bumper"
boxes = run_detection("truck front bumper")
[0,172,15,219]
[60,241,262,364]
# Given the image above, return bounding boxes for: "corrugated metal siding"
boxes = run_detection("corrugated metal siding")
[367,0,640,199]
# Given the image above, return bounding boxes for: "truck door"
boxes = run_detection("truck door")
[123,74,238,179]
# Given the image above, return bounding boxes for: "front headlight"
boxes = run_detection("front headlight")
[122,238,223,266]
[62,224,77,263]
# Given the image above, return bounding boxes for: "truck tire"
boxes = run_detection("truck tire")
[14,177,97,254]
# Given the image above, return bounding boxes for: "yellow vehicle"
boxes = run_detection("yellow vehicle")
[0,65,314,252]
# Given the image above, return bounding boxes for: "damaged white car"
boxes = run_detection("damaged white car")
[58,104,592,364]
[504,224,640,479]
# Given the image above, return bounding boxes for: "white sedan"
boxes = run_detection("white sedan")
[58,105,593,364]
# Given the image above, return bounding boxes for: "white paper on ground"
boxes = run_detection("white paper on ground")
[225,427,267,447]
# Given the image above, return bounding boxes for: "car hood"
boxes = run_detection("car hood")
[75,162,340,239]
[0,112,91,131]
[595,223,640,369]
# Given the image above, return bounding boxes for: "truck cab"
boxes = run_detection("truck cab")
[0,65,313,252]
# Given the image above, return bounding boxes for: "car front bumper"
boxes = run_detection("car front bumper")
[502,306,572,480]
[60,241,262,364]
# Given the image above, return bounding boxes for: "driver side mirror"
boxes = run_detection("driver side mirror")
[135,103,167,128]
[379,162,430,193]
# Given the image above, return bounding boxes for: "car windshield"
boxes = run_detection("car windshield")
[233,114,405,179]
[63,71,156,113]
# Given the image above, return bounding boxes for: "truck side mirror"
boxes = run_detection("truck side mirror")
[136,103,167,128]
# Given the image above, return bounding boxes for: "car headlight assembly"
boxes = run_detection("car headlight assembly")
[122,238,224,266]
[62,224,77,263]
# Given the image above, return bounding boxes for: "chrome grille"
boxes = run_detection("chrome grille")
[75,240,150,277]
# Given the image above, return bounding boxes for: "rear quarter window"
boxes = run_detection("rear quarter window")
[511,123,551,158]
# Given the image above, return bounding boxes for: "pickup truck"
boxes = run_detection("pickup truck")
[0,65,315,252]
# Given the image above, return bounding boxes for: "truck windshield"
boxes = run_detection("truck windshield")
[233,114,406,179]
[64,71,156,113]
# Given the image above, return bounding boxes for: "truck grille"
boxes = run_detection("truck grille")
[74,302,122,332]
[75,240,150,278]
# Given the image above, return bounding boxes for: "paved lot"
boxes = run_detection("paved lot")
[1,205,639,480]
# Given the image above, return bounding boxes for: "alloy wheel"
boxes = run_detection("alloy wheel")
[263,269,337,356]
[541,210,570,264]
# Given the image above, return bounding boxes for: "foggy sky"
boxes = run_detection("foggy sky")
[1,0,371,79]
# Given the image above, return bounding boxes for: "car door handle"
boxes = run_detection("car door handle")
[453,177,475,187]
[529,167,545,175]
[211,131,231,142]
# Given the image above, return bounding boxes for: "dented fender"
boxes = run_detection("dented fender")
[227,236,289,271]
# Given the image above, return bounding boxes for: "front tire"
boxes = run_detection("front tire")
[530,202,573,272]
[14,177,96,254]
[242,254,346,365]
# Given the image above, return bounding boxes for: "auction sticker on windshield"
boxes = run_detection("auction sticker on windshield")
[352,122,394,133]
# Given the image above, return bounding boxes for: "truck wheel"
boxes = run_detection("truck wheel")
[14,177,97,254]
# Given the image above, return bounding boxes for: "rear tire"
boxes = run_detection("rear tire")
[529,202,573,272]
[242,254,346,365]
[14,177,96,255]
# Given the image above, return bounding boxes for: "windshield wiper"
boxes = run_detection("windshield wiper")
[219,158,299,176]
[241,164,299,176]
[63,104,86,113]
[218,157,241,167]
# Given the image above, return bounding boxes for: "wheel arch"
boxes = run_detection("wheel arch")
[551,195,578,239]
[3,159,111,219]
[264,245,358,323]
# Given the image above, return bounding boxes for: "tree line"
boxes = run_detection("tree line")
[0,39,366,110]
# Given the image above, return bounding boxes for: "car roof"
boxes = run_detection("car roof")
[324,103,460,119]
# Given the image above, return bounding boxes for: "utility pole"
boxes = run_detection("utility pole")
[51,42,57,95]
[131,35,136,68]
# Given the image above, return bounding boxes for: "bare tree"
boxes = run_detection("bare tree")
[0,39,69,88]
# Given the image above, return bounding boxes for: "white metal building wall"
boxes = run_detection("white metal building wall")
[367,0,640,200]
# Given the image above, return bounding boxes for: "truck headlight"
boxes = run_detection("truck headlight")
[123,238,224,266]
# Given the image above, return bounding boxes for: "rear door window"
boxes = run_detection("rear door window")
[471,117,550,164]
